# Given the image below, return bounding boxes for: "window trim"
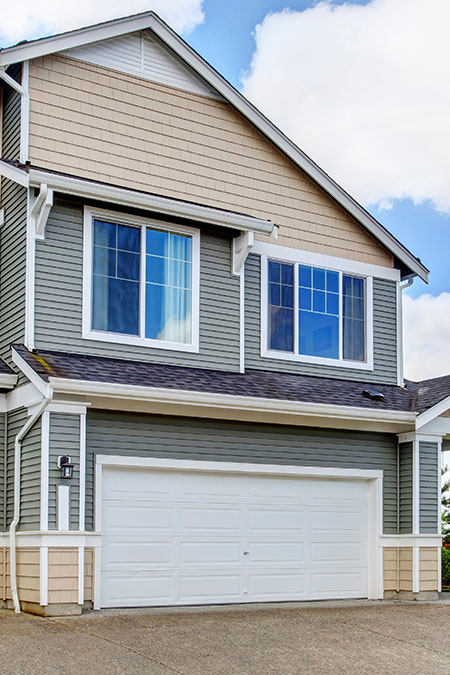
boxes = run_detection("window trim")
[82,206,200,353]
[260,254,374,370]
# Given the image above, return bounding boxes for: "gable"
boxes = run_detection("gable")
[27,53,392,267]
[60,30,222,101]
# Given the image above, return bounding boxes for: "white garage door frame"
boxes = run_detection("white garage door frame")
[93,455,384,609]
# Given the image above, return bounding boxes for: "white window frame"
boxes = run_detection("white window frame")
[82,206,200,352]
[261,254,374,371]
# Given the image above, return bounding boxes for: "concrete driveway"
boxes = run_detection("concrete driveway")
[1,601,450,674]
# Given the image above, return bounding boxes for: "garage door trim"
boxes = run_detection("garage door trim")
[94,455,384,608]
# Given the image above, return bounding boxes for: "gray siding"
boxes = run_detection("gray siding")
[0,413,5,531]
[0,179,27,372]
[86,411,398,533]
[5,408,41,531]
[399,442,413,533]
[34,198,240,371]
[419,441,439,534]
[1,64,21,160]
[245,254,398,384]
[48,413,80,530]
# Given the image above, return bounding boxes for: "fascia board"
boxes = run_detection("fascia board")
[48,376,416,425]
[416,394,450,429]
[0,159,29,187]
[11,348,51,397]
[28,169,274,235]
[0,11,160,66]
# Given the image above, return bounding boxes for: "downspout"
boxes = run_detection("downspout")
[3,412,7,533]
[9,392,52,613]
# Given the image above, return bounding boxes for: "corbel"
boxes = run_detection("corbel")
[232,231,254,276]
[30,183,54,239]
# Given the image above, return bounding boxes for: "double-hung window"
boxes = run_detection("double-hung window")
[84,208,199,351]
[265,257,372,368]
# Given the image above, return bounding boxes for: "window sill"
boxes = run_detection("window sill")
[261,348,374,371]
[83,330,200,353]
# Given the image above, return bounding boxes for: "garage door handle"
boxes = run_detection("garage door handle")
[243,551,250,555]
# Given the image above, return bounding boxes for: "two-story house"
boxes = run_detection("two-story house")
[0,11,449,616]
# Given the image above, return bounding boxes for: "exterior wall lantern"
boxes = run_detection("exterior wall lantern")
[57,455,74,479]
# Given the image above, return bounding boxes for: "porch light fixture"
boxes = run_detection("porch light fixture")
[57,455,74,479]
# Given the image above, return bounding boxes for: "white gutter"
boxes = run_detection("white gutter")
[48,376,416,426]
[28,169,274,237]
[9,392,52,613]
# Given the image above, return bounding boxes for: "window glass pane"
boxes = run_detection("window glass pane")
[117,224,140,252]
[147,229,169,257]
[326,270,339,293]
[268,260,294,352]
[92,220,140,336]
[170,233,192,261]
[326,292,339,316]
[117,251,139,281]
[146,283,191,342]
[93,246,115,277]
[313,267,325,290]
[313,290,326,313]
[343,275,365,361]
[299,265,311,288]
[145,227,193,343]
[299,311,339,359]
[268,261,280,283]
[299,287,311,310]
[93,220,116,248]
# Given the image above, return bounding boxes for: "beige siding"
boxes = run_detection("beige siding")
[419,547,439,592]
[0,547,40,604]
[48,547,78,604]
[383,547,413,592]
[28,55,393,266]
[84,548,93,602]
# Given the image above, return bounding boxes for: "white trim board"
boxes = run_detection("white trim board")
[0,12,428,281]
[28,169,274,236]
[0,159,28,187]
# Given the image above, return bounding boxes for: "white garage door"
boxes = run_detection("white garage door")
[100,465,369,608]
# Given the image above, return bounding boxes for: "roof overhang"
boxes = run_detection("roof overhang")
[0,373,18,390]
[26,168,274,236]
[0,12,429,282]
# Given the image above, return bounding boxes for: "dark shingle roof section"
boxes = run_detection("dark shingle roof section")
[406,374,450,415]
[0,358,15,375]
[14,344,421,412]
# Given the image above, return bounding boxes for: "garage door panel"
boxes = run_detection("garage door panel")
[101,467,370,607]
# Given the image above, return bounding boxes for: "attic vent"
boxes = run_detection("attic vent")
[362,390,385,401]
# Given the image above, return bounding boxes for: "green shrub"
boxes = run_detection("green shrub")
[442,547,450,589]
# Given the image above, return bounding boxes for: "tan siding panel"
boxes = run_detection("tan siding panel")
[419,547,439,592]
[48,547,78,604]
[28,55,393,266]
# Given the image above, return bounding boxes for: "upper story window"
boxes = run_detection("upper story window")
[263,256,373,370]
[83,207,200,352]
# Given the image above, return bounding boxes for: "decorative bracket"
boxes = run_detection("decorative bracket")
[232,231,254,276]
[30,183,54,240]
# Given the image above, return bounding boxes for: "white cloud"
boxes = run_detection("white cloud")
[403,293,450,381]
[242,0,450,213]
[0,0,204,45]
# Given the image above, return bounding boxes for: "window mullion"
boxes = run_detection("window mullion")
[139,226,146,339]
[294,263,299,355]
[339,271,343,361]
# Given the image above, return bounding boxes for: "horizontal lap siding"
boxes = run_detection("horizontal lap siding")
[245,254,397,383]
[86,411,398,533]
[48,414,80,530]
[34,198,240,370]
[28,55,393,266]
[419,442,439,534]
[1,64,22,160]
[6,409,41,531]
[0,180,27,374]
[399,442,412,534]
